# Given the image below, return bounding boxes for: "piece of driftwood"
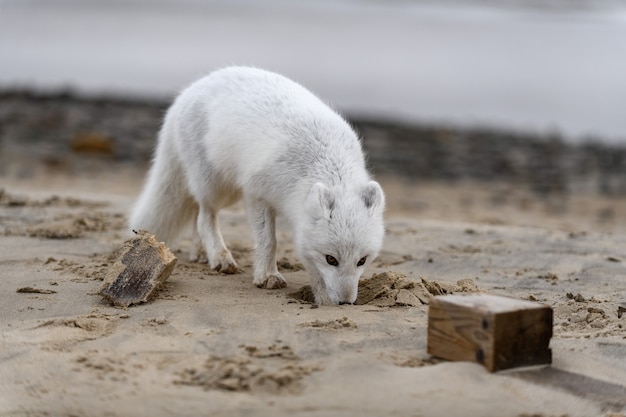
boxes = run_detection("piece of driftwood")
[428,294,553,372]
[99,230,177,307]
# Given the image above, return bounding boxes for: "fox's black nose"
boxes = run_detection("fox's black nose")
[338,301,353,306]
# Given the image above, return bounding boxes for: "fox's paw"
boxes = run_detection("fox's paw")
[209,250,241,274]
[189,247,207,263]
[254,274,287,290]
[213,261,242,274]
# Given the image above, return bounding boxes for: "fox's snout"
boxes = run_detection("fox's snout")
[326,283,358,306]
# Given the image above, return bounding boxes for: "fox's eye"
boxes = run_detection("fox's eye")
[357,256,367,267]
[326,255,339,266]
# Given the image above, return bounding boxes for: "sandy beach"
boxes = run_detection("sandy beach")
[1,149,625,416]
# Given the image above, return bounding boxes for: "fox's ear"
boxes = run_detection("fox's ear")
[361,181,385,214]
[306,182,335,220]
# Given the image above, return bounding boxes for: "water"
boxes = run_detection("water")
[1,0,625,143]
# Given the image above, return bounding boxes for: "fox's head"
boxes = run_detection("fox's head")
[296,181,385,305]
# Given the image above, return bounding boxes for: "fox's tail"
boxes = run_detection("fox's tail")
[129,129,197,244]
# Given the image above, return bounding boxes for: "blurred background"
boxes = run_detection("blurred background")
[1,0,626,198]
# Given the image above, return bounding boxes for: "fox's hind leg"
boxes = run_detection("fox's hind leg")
[246,197,287,289]
[188,221,206,263]
[196,205,240,274]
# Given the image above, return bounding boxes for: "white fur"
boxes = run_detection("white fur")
[130,66,385,305]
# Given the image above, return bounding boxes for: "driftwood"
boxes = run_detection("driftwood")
[99,230,177,307]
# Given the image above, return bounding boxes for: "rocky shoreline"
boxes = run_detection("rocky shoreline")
[1,90,625,195]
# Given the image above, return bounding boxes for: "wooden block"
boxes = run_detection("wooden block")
[99,230,177,307]
[427,294,553,372]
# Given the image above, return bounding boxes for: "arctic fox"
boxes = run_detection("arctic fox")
[130,66,385,305]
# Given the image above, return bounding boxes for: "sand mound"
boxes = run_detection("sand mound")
[174,344,320,395]
[19,310,123,351]
[300,317,357,330]
[27,213,125,239]
[355,271,430,306]
[291,272,481,306]
[0,188,124,238]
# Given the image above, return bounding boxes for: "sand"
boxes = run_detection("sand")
[1,170,625,417]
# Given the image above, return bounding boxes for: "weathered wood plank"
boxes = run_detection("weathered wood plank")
[99,230,177,307]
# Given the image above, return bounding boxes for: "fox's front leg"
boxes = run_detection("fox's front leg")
[246,197,287,289]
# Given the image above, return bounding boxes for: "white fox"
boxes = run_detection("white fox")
[130,66,385,305]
